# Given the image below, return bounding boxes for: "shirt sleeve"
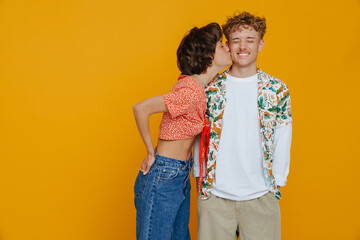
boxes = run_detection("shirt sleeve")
[272,123,292,187]
[275,83,292,128]
[193,134,205,178]
[163,86,196,118]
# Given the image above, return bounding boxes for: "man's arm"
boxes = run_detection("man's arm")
[193,134,206,192]
[272,124,292,187]
[193,134,201,178]
[273,82,292,187]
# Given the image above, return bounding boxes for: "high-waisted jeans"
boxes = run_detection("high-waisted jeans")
[134,151,193,240]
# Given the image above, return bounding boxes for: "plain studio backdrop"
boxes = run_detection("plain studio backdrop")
[0,0,359,239]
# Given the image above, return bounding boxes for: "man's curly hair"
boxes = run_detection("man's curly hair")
[177,23,222,75]
[222,11,266,40]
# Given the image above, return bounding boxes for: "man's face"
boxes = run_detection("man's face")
[227,25,264,69]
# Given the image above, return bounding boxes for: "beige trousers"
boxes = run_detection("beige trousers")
[197,192,281,240]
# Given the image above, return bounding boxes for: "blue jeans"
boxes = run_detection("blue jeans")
[134,151,193,240]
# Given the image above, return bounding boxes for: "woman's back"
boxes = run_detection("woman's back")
[157,75,207,160]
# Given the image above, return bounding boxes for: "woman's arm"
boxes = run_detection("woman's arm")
[132,95,168,174]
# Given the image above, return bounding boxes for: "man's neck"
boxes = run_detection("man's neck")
[229,65,257,78]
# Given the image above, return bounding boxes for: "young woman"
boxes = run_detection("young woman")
[133,23,231,240]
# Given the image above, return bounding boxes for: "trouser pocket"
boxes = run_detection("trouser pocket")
[134,170,149,198]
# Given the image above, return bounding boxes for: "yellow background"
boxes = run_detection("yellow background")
[1,0,360,239]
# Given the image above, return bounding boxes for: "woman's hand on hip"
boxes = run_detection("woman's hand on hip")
[141,152,155,175]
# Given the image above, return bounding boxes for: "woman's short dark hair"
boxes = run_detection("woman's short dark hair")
[177,23,222,75]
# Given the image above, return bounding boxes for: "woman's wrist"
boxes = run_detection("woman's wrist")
[146,150,155,156]
[145,142,154,155]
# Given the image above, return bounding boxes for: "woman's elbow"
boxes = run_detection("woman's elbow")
[133,101,146,114]
[132,103,141,114]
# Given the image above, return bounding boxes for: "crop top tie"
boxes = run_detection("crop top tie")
[159,75,206,140]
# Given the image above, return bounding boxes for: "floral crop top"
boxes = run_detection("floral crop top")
[159,75,206,140]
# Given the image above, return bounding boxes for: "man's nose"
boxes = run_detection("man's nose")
[238,40,247,50]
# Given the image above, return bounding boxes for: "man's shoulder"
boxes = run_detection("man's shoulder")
[205,72,227,94]
[213,72,227,85]
[260,70,289,92]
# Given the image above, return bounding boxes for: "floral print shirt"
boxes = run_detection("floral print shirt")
[199,69,292,200]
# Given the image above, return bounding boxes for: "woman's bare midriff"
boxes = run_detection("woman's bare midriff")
[156,137,196,161]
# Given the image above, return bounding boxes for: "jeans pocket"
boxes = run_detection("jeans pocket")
[158,166,179,180]
[134,170,149,198]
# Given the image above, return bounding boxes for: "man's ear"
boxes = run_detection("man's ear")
[258,39,264,52]
[226,41,229,47]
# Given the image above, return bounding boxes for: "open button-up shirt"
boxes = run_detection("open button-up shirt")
[197,69,292,200]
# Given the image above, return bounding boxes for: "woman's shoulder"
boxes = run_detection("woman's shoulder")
[174,75,204,92]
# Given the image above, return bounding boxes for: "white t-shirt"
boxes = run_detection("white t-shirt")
[193,74,292,201]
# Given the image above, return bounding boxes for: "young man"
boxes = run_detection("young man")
[193,12,292,240]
